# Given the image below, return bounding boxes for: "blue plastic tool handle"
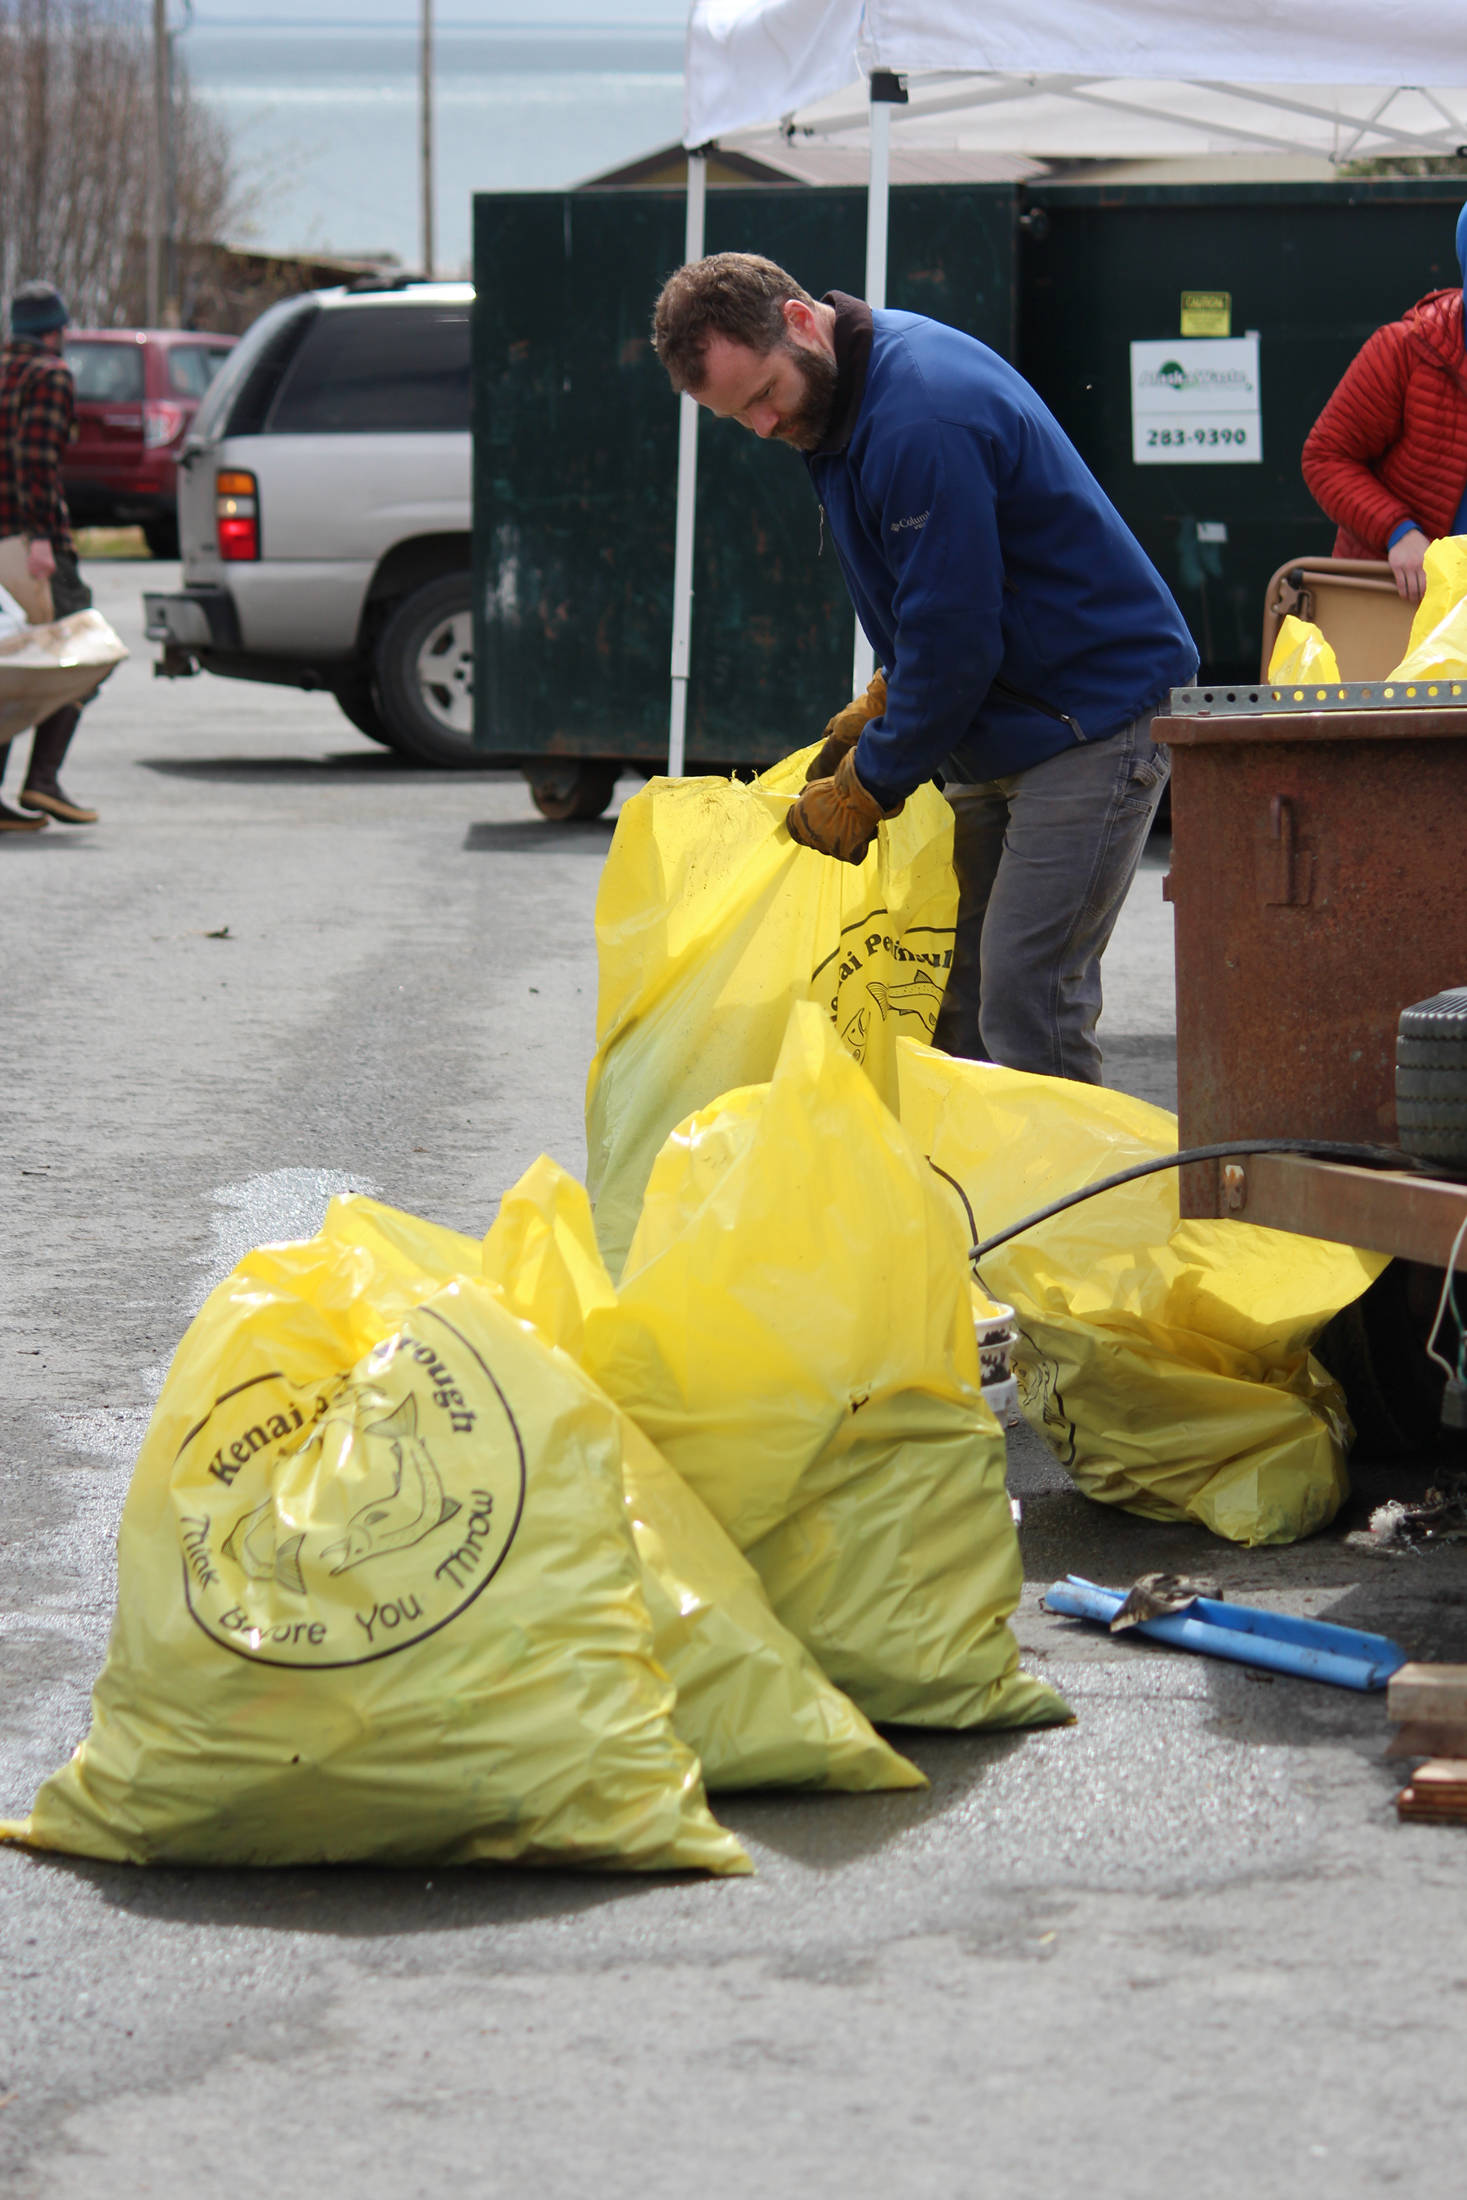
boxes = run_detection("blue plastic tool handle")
[1044,1576,1408,1691]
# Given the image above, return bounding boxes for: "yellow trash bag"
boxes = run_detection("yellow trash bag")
[896,1044,1387,1546]
[1,1235,748,1874]
[1386,535,1467,679]
[585,1002,1070,1732]
[585,745,958,1275]
[1267,614,1341,686]
[481,1156,926,1793]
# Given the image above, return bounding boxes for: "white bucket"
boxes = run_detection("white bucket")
[974,1298,1017,1389]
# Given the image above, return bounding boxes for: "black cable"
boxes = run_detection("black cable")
[969,1137,1418,1264]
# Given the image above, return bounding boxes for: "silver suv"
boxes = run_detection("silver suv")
[144,279,476,767]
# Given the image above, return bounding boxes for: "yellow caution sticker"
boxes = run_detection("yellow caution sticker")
[1180,289,1231,336]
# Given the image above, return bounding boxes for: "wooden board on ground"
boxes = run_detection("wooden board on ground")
[1386,1663,1467,1725]
[1396,1759,1467,1823]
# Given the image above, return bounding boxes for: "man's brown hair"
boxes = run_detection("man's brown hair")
[652,252,818,393]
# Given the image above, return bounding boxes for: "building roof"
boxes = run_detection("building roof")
[575,139,1045,190]
[574,139,1363,194]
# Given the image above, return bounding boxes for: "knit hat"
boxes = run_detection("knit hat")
[8,281,70,338]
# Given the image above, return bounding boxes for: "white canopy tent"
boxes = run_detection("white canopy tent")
[664,0,1467,766]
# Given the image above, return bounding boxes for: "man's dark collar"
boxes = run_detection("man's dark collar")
[811,290,874,456]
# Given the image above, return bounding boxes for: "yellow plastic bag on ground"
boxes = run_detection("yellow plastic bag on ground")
[585,746,958,1275]
[1267,614,1341,685]
[584,1003,1069,1731]
[1386,536,1467,679]
[2,1228,748,1873]
[896,1044,1387,1546]
[482,1157,926,1793]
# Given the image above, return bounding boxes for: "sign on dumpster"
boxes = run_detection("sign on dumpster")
[1129,335,1262,464]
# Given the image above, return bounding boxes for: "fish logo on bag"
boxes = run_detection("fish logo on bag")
[173,1305,526,1668]
[318,1395,461,1573]
[812,916,951,1066]
[839,969,945,1061]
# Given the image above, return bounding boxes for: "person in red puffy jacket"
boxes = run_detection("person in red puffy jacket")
[1301,201,1467,603]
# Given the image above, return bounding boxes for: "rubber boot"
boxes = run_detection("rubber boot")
[20,705,97,824]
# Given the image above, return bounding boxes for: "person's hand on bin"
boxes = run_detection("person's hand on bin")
[788,748,904,864]
[1388,527,1431,603]
[804,668,887,782]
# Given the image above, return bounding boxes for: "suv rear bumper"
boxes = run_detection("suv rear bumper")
[144,584,242,653]
[145,584,355,691]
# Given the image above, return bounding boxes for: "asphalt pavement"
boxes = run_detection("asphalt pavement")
[3,555,1465,2199]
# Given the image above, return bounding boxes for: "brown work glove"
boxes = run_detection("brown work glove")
[804,668,887,782]
[788,748,904,865]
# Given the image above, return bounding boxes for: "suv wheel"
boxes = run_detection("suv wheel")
[525,761,620,821]
[373,572,478,767]
[331,666,398,748]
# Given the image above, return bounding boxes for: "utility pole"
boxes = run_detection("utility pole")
[21,0,51,284]
[420,0,435,278]
[147,0,168,323]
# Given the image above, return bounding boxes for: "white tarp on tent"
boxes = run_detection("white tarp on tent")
[685,0,1467,145]
[721,78,1467,165]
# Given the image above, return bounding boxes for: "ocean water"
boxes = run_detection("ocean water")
[188,26,687,274]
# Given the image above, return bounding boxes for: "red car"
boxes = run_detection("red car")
[61,328,237,557]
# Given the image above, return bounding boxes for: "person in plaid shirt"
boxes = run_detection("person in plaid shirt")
[1,280,99,831]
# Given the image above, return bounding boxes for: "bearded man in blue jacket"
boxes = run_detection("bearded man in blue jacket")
[652,252,1197,1084]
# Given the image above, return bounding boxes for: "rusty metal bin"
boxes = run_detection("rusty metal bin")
[1155,684,1467,1223]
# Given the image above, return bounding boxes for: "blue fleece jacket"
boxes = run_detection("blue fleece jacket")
[805,309,1198,804]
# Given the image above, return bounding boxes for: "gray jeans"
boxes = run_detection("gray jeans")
[931,714,1170,1084]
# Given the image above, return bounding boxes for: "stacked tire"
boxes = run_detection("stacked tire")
[1397,988,1467,1171]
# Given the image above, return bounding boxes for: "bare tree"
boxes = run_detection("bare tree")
[0,0,242,328]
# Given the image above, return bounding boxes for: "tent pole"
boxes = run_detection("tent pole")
[668,147,709,779]
[853,74,901,696]
[865,89,891,311]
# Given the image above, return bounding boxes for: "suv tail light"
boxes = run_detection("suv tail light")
[216,469,258,561]
[143,400,188,448]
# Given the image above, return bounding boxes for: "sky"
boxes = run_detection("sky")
[183,0,693,265]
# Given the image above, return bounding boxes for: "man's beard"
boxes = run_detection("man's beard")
[773,342,839,451]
